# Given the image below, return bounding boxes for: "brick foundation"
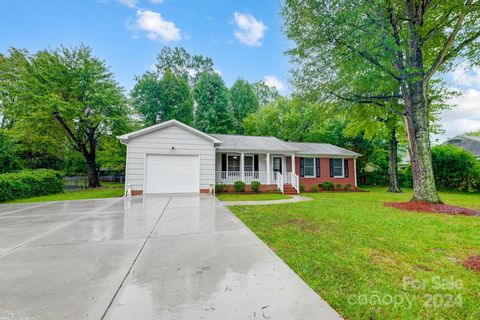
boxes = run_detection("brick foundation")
[218,184,278,193]
[131,190,143,196]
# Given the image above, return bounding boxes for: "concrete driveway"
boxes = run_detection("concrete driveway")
[0,195,341,320]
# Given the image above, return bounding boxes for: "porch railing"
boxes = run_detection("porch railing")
[274,172,284,193]
[215,171,273,185]
[290,172,300,194]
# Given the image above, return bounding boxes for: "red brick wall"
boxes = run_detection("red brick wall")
[295,157,356,191]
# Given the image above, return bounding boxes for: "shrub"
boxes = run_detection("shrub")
[345,183,352,190]
[215,183,228,193]
[336,184,342,190]
[234,180,246,192]
[0,169,64,202]
[299,183,305,192]
[310,184,319,192]
[251,181,261,193]
[322,181,334,191]
[431,145,480,191]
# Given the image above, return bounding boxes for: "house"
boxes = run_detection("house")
[444,135,480,160]
[117,119,360,195]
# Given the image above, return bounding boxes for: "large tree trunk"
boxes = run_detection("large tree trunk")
[85,155,101,188]
[388,126,402,193]
[404,82,441,203]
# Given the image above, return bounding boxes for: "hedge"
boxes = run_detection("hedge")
[0,169,64,202]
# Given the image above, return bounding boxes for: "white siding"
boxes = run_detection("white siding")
[126,125,215,192]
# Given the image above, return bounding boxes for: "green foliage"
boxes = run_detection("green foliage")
[251,81,280,106]
[194,72,232,133]
[234,180,246,192]
[215,183,228,193]
[310,184,319,192]
[299,183,305,192]
[345,183,351,190]
[0,132,20,173]
[251,180,261,193]
[399,166,413,188]
[0,45,130,187]
[155,47,214,85]
[230,79,259,133]
[335,184,342,190]
[431,145,480,191]
[322,181,334,191]
[131,69,194,126]
[0,169,64,202]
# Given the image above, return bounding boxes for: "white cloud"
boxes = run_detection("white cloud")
[133,10,181,42]
[263,75,284,91]
[149,0,164,3]
[233,12,267,47]
[118,0,137,8]
[434,88,480,142]
[451,63,480,88]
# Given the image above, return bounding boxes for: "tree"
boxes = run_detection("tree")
[230,79,259,133]
[131,69,194,126]
[194,72,232,133]
[283,0,480,203]
[0,45,129,187]
[432,145,480,191]
[252,81,280,106]
[155,47,214,85]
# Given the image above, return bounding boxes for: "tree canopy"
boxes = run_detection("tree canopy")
[230,79,259,133]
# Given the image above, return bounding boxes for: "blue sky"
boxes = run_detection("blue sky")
[0,0,478,141]
[0,0,289,92]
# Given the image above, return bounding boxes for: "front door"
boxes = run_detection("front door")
[273,157,282,174]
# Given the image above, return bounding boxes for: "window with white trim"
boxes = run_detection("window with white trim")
[227,155,240,171]
[244,155,254,172]
[304,157,315,177]
[332,158,344,177]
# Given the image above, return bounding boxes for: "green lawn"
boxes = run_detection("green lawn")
[8,183,124,203]
[216,193,292,201]
[229,188,480,320]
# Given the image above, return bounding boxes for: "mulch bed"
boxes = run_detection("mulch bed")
[462,255,480,272]
[384,201,480,217]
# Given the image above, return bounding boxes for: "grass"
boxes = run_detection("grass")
[8,182,124,203]
[216,193,292,201]
[229,187,480,320]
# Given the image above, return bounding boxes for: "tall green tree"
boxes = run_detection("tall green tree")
[155,47,214,85]
[0,45,129,187]
[194,72,232,133]
[252,81,280,106]
[283,0,480,203]
[131,69,194,126]
[230,79,259,133]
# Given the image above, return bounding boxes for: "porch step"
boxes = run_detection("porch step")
[283,184,298,195]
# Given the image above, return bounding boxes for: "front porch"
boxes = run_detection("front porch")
[215,152,300,194]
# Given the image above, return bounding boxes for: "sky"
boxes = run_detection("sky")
[0,0,478,142]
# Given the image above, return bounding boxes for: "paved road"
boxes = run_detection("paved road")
[0,195,341,320]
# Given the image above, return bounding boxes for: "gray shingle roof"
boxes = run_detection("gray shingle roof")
[210,134,298,152]
[446,135,480,157]
[286,142,361,157]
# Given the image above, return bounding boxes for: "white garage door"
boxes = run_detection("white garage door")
[145,154,200,193]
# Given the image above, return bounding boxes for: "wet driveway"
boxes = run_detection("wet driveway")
[0,195,341,320]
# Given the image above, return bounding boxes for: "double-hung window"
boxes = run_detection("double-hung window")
[304,158,315,177]
[332,158,344,177]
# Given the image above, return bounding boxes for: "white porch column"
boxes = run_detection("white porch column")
[266,153,271,184]
[240,152,245,182]
[291,153,296,176]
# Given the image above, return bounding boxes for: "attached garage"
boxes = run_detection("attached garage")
[118,120,222,195]
[145,154,199,194]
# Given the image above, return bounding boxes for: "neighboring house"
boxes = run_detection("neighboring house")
[118,119,360,195]
[445,135,480,160]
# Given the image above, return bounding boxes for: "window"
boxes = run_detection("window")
[304,158,315,177]
[227,155,240,171]
[244,155,254,172]
[332,159,344,177]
